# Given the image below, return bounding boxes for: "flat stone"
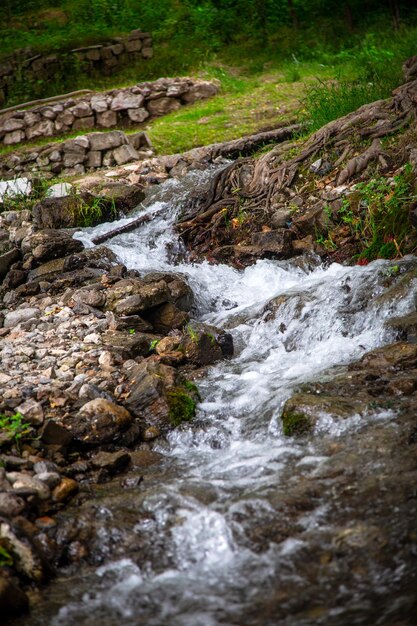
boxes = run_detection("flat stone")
[113,144,139,165]
[96,110,118,128]
[110,93,144,111]
[15,399,44,426]
[88,130,125,151]
[147,97,181,117]
[45,182,74,198]
[39,420,73,446]
[0,178,31,203]
[127,108,149,123]
[91,450,131,473]
[4,308,40,328]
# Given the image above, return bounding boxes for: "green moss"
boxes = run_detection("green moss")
[183,380,202,401]
[0,544,14,567]
[166,386,197,427]
[281,411,312,436]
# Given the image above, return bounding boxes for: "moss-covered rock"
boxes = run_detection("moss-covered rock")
[166,385,198,427]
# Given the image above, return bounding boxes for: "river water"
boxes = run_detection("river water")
[19,170,417,626]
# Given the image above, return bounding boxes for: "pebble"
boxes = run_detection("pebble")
[52,477,79,502]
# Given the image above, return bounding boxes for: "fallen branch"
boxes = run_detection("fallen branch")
[91,209,164,245]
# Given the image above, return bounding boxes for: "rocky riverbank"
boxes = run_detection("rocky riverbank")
[0,200,233,618]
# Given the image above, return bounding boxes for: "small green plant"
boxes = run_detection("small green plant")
[185,324,199,343]
[315,233,337,251]
[129,328,136,335]
[343,164,416,261]
[0,412,32,446]
[0,545,13,568]
[149,338,159,352]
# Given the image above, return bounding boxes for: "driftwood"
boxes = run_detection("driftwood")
[0,89,93,115]
[91,209,164,245]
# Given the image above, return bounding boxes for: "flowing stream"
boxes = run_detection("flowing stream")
[19,169,417,626]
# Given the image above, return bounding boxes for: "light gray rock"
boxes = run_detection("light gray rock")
[147,97,181,116]
[127,107,149,123]
[25,120,54,140]
[110,92,144,111]
[2,118,25,132]
[4,308,40,328]
[45,182,74,198]
[88,130,125,151]
[15,399,44,426]
[3,130,25,145]
[113,144,139,165]
[96,110,117,127]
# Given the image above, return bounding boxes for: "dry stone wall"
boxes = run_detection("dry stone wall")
[0,78,218,147]
[0,29,153,108]
[0,130,152,179]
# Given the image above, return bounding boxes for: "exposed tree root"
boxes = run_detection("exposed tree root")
[177,64,417,265]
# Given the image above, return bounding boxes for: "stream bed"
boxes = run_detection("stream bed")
[15,170,417,626]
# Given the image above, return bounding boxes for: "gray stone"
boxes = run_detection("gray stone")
[271,209,293,228]
[147,97,181,117]
[86,151,102,168]
[113,144,139,165]
[141,47,153,59]
[125,39,142,52]
[56,110,74,126]
[45,182,74,198]
[11,474,50,500]
[63,151,85,167]
[88,130,125,151]
[72,116,95,130]
[0,492,26,517]
[90,96,108,112]
[2,118,24,132]
[0,248,20,280]
[71,102,92,117]
[0,177,32,202]
[110,92,144,111]
[181,81,218,103]
[25,119,54,140]
[91,450,131,473]
[3,130,25,144]
[127,107,149,123]
[4,308,40,328]
[71,398,133,444]
[23,111,41,126]
[15,399,44,425]
[36,471,61,489]
[97,110,117,127]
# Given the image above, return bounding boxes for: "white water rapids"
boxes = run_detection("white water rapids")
[23,169,417,626]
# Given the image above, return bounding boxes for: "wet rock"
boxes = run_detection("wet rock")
[22,230,84,263]
[52,477,78,502]
[250,229,294,259]
[125,359,175,426]
[70,399,133,444]
[352,341,417,371]
[0,577,29,618]
[96,182,145,213]
[143,426,161,441]
[39,420,73,446]
[10,474,50,500]
[385,313,417,342]
[181,324,225,366]
[4,307,40,328]
[0,493,26,517]
[36,472,61,489]
[111,280,171,315]
[103,330,155,359]
[91,450,131,474]
[130,449,162,467]
[0,522,44,581]
[281,392,366,436]
[145,302,189,333]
